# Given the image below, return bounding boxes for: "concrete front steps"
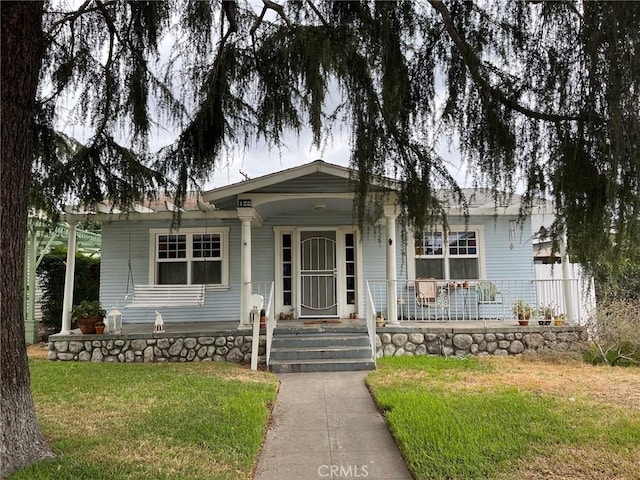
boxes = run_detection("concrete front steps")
[269,331,375,373]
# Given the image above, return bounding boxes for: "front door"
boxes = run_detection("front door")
[299,231,338,317]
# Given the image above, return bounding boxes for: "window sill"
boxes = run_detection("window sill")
[204,284,230,292]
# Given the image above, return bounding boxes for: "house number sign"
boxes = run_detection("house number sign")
[238,199,252,207]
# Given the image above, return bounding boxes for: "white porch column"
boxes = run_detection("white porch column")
[561,229,576,324]
[25,227,38,343]
[384,205,399,325]
[60,221,77,334]
[238,212,253,329]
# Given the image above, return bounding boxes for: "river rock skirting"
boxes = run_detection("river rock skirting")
[47,333,264,363]
[375,327,588,358]
[48,325,587,363]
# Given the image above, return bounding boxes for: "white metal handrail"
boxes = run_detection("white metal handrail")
[250,281,275,371]
[265,282,275,367]
[365,282,377,364]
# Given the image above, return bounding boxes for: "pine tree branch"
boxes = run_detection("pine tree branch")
[93,0,116,142]
[222,0,238,34]
[250,0,291,35]
[306,1,329,27]
[41,0,117,106]
[46,0,118,37]
[250,6,267,37]
[263,0,291,27]
[428,0,583,123]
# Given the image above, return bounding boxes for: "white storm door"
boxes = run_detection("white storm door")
[299,231,338,317]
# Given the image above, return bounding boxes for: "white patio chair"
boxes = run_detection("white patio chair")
[415,279,450,321]
[475,280,504,320]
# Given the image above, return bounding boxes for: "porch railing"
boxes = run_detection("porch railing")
[366,278,583,324]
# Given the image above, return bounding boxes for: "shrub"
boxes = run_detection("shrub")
[37,246,100,331]
[583,298,640,366]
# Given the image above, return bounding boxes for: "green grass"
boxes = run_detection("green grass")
[366,356,640,480]
[11,359,278,480]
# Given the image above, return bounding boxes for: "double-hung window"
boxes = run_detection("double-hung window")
[151,228,229,286]
[415,229,481,280]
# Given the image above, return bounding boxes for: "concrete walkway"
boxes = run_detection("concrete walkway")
[253,371,413,480]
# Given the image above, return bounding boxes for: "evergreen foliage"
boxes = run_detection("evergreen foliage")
[37,247,100,331]
[29,1,639,274]
[4,1,639,473]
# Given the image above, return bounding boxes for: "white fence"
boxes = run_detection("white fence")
[534,264,596,324]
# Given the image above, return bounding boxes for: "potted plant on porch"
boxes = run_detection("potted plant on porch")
[72,300,106,334]
[512,300,532,326]
[538,303,555,325]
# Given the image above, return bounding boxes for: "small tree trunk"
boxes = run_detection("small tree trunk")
[1,2,55,476]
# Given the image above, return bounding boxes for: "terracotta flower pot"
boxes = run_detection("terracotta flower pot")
[95,325,105,334]
[76,316,103,334]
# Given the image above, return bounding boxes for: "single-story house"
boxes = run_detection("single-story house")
[59,159,584,332]
[51,159,589,369]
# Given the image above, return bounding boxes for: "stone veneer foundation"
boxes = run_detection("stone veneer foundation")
[47,330,264,364]
[48,325,587,364]
[375,326,588,358]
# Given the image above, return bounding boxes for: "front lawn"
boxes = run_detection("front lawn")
[367,355,640,480]
[12,347,278,480]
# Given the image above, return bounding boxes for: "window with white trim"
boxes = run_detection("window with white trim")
[152,229,229,285]
[415,230,480,280]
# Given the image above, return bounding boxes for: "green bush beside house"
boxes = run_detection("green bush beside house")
[37,246,100,332]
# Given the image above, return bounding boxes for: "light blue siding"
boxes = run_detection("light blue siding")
[102,219,247,323]
[100,213,534,324]
[476,216,536,316]
[266,212,355,226]
[368,215,535,317]
[252,226,275,283]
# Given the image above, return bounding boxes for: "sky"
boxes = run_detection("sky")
[148,120,355,190]
[145,101,470,192]
[52,0,472,193]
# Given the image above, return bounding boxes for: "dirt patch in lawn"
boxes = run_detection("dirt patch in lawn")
[465,356,640,411]
[378,356,640,411]
[497,445,640,480]
[27,343,50,360]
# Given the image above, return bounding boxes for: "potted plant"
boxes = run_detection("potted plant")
[539,303,555,325]
[94,321,106,334]
[512,300,532,326]
[71,300,106,334]
[376,311,385,327]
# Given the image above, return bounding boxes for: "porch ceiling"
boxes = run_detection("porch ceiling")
[254,196,356,222]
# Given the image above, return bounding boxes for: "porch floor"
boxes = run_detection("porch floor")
[114,318,561,335]
[95,317,570,337]
[110,318,369,336]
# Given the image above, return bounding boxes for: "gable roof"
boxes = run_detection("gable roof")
[64,159,551,222]
[201,159,398,205]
